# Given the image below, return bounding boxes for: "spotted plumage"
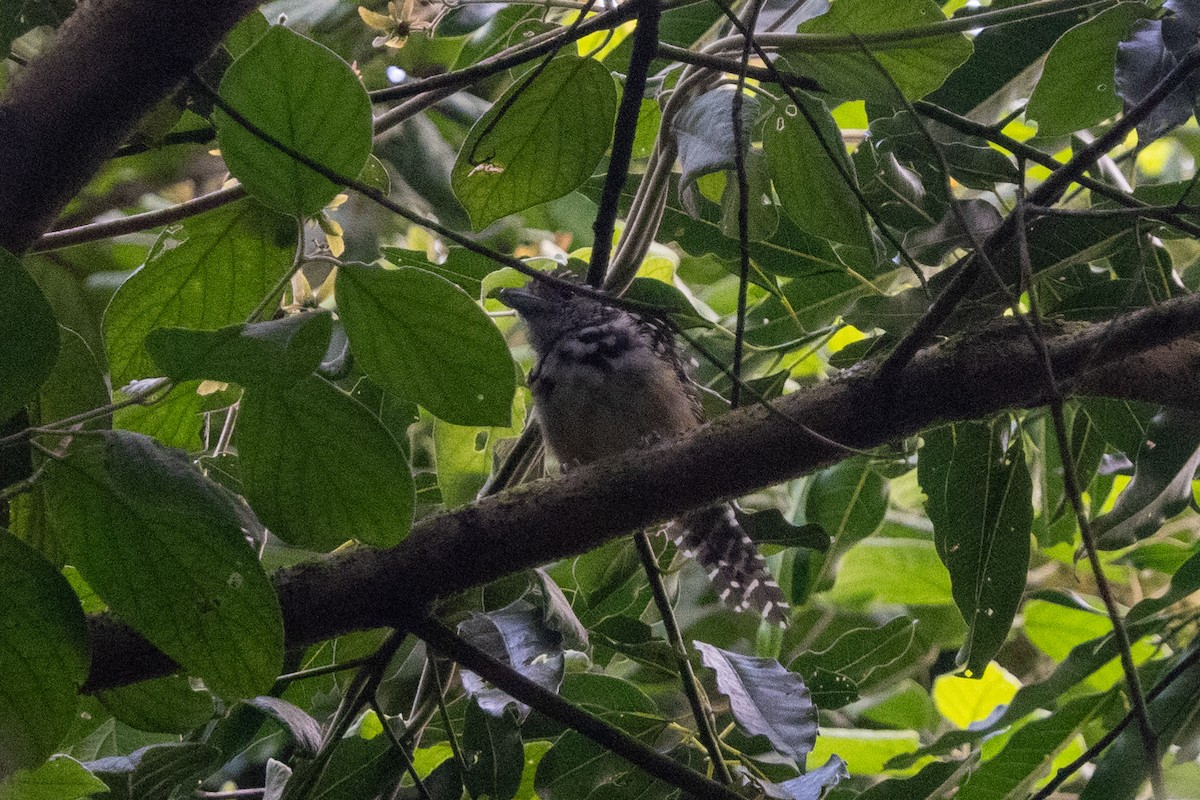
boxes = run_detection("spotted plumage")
[499,277,790,626]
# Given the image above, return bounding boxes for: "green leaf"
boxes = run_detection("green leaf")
[784,0,973,104]
[717,149,780,241]
[805,457,888,574]
[0,531,88,776]
[826,538,954,606]
[103,200,298,386]
[85,743,219,800]
[145,312,331,388]
[919,421,1032,677]
[694,641,817,762]
[790,617,919,709]
[31,328,109,430]
[0,756,107,800]
[463,701,523,800]
[765,95,871,248]
[458,600,564,719]
[1031,407,1104,548]
[1129,546,1200,623]
[957,694,1102,800]
[113,380,232,453]
[96,676,215,735]
[1079,649,1200,800]
[589,616,676,679]
[44,431,283,699]
[309,736,407,800]
[1093,407,1200,549]
[890,612,1162,768]
[1079,396,1157,456]
[807,728,921,775]
[381,246,496,299]
[452,55,616,228]
[741,508,829,550]
[1027,2,1153,137]
[548,538,653,628]
[224,10,270,57]
[1023,599,1156,692]
[237,374,414,550]
[854,760,961,800]
[0,250,59,424]
[215,25,373,216]
[336,263,515,426]
[434,391,524,508]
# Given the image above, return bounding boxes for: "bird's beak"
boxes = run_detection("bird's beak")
[497,287,550,316]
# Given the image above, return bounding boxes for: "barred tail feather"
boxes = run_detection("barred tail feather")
[668,505,790,626]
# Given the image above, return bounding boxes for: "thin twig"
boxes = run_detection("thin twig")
[727,0,763,410]
[370,698,434,800]
[367,0,643,104]
[634,531,733,784]
[587,0,660,287]
[32,186,246,252]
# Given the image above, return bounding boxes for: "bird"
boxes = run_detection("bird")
[498,276,790,626]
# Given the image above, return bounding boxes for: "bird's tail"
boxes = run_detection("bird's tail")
[667,505,790,626]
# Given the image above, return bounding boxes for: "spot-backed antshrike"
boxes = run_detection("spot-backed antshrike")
[499,278,789,625]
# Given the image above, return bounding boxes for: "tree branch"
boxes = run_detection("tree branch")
[0,0,261,253]
[410,617,746,800]
[82,294,1200,693]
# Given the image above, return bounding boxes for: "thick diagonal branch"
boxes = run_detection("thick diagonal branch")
[82,294,1200,693]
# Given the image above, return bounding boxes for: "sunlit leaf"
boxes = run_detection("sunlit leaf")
[216,25,373,216]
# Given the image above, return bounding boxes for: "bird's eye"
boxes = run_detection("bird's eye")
[558,287,573,300]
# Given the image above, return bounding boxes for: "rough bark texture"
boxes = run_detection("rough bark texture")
[0,0,260,252]
[82,295,1200,692]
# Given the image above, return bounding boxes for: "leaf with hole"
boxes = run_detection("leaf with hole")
[919,420,1031,678]
[765,94,870,249]
[452,55,616,228]
[1027,2,1153,137]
